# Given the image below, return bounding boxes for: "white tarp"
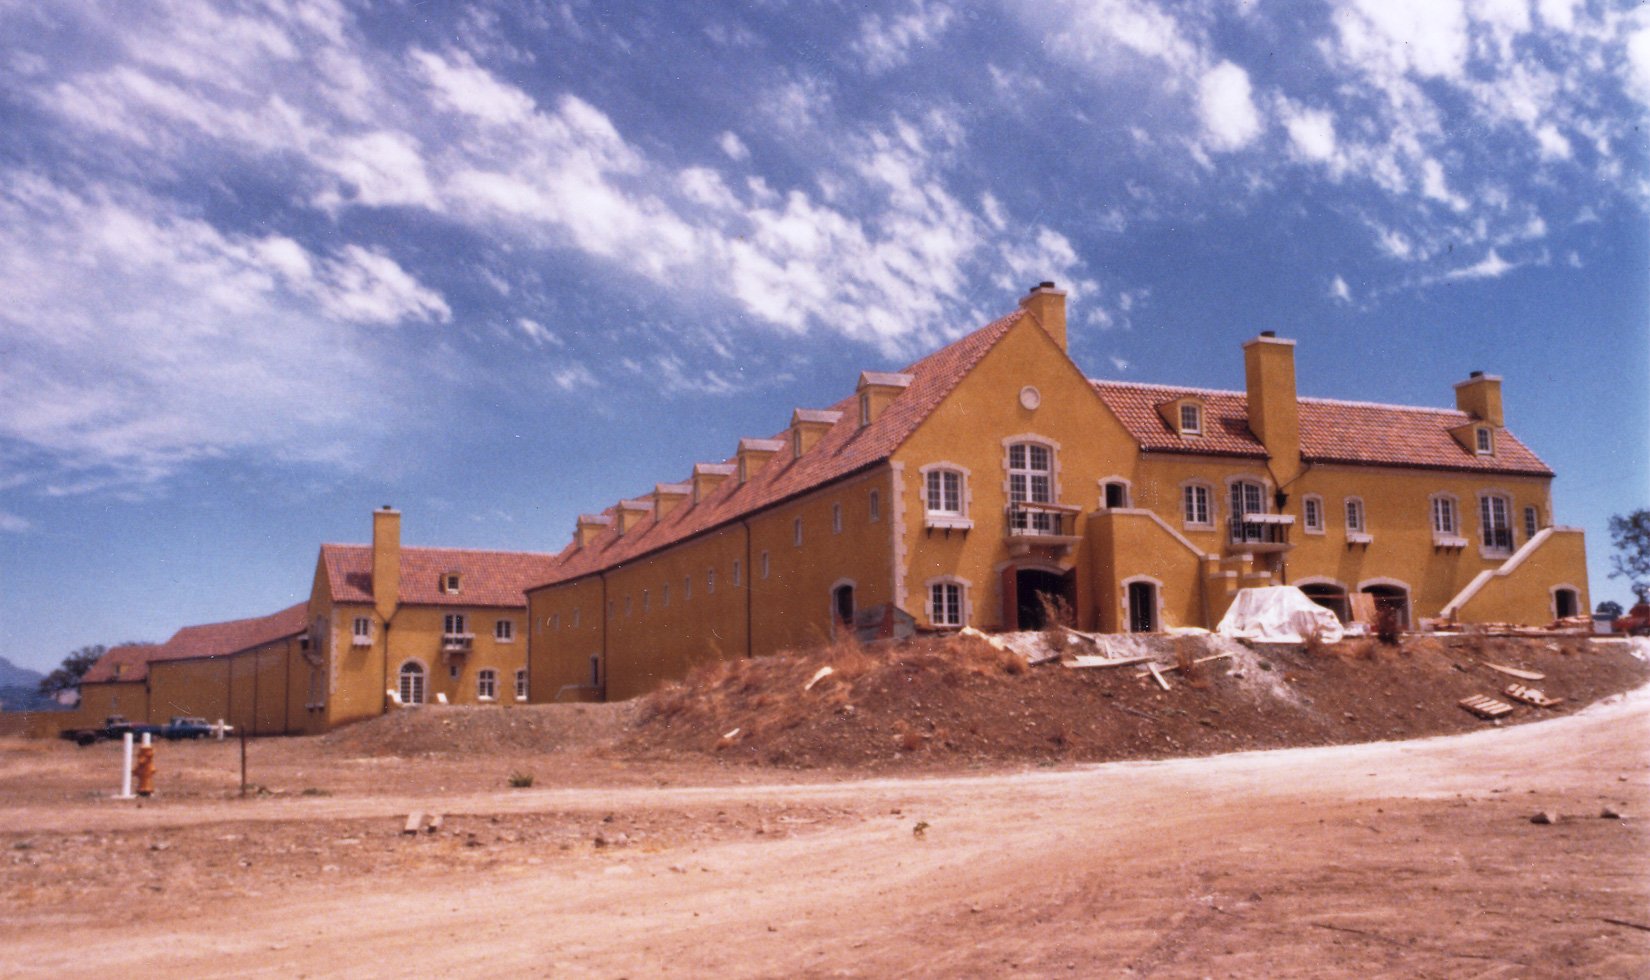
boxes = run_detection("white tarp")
[1216,586,1344,643]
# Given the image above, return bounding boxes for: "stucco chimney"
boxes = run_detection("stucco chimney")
[371,506,400,621]
[1453,371,1504,427]
[1243,333,1301,482]
[1018,281,1067,351]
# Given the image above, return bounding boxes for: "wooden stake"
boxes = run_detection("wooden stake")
[239,729,248,798]
[1147,662,1171,691]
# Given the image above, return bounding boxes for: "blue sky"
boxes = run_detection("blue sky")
[2,0,1647,672]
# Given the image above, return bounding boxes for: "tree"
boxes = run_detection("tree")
[1597,599,1623,618]
[1610,509,1650,604]
[37,644,107,699]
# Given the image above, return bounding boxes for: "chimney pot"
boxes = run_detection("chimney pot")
[1037,280,1056,290]
[1470,370,1484,378]
[1260,330,1276,338]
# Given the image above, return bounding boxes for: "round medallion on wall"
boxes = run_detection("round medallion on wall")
[1019,385,1041,410]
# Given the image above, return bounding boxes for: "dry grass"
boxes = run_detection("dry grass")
[1036,590,1075,647]
[1174,637,1210,688]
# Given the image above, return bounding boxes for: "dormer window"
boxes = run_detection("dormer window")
[1179,403,1202,435]
[1474,427,1493,455]
[443,573,461,595]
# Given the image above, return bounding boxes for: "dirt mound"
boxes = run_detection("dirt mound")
[626,632,1649,770]
[321,702,636,757]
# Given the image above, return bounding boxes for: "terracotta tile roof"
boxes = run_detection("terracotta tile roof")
[533,309,1027,590]
[81,643,161,684]
[1092,381,1552,476]
[81,603,308,683]
[320,544,561,608]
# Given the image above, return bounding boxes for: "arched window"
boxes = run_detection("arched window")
[398,661,426,706]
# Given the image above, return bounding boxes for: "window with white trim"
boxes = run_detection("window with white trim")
[477,668,497,701]
[514,669,527,701]
[793,516,803,547]
[1480,493,1513,553]
[1179,403,1202,434]
[929,581,963,628]
[1007,442,1055,533]
[443,573,461,595]
[1431,495,1458,536]
[398,662,425,705]
[832,502,843,534]
[869,490,880,522]
[1524,505,1538,540]
[925,469,963,516]
[1303,495,1324,533]
[443,613,467,636]
[1474,427,1493,455]
[1345,498,1366,533]
[494,619,514,642]
[352,616,373,645]
[1229,479,1266,543]
[1182,484,1212,528]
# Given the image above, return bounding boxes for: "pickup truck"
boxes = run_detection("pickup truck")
[60,715,222,746]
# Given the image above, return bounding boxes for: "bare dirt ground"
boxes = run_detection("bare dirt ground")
[3,637,1648,978]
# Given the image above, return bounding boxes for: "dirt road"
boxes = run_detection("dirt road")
[6,686,1649,978]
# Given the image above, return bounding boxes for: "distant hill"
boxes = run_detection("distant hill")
[0,656,61,712]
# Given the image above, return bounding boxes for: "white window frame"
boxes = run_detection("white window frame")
[351,616,373,646]
[514,668,527,702]
[1099,477,1132,510]
[920,462,973,530]
[1478,491,1514,556]
[1005,439,1057,534]
[1430,493,1466,547]
[571,607,580,628]
[397,660,427,706]
[1474,427,1494,455]
[1227,477,1268,544]
[1302,494,1325,534]
[442,612,467,636]
[1181,482,1213,529]
[443,573,461,595]
[925,577,969,629]
[477,668,497,702]
[1179,402,1202,435]
[1524,505,1539,541]
[494,619,514,642]
[1344,497,1366,533]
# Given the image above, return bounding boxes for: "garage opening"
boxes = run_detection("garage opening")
[1360,584,1410,630]
[1126,581,1158,633]
[1300,583,1350,623]
[1014,568,1074,631]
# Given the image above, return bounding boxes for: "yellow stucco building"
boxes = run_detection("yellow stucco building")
[73,508,557,733]
[527,284,1587,701]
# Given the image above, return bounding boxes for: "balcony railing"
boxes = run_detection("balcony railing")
[1005,501,1082,555]
[1228,513,1294,552]
[440,632,475,652]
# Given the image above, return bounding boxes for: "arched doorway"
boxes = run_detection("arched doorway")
[1015,568,1073,631]
[832,583,855,630]
[1300,582,1350,623]
[397,661,425,705]
[1360,583,1410,630]
[1126,580,1159,633]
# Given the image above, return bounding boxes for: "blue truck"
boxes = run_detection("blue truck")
[61,715,220,746]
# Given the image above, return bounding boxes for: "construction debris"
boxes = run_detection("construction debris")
[803,666,835,691]
[1063,655,1153,670]
[1459,695,1515,720]
[1530,810,1558,825]
[1147,662,1171,691]
[1483,662,1545,681]
[402,812,424,835]
[1502,684,1563,708]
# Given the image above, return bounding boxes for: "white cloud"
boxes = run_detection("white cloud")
[1108,354,1131,372]
[515,318,562,347]
[1329,275,1353,303]
[551,363,598,392]
[0,510,30,533]
[1198,61,1262,152]
[717,130,749,162]
[852,1,955,74]
[1534,123,1572,160]
[1284,104,1338,164]
[0,171,435,493]
[1444,248,1517,280]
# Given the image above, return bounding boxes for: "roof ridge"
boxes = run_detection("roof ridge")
[320,542,556,558]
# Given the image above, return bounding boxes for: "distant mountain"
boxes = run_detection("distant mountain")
[0,656,60,712]
[0,655,43,690]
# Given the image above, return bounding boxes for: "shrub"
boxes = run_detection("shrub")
[507,771,535,788]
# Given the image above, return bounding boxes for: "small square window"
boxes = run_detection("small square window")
[443,573,461,595]
[494,619,514,641]
[352,616,372,639]
[1475,427,1493,454]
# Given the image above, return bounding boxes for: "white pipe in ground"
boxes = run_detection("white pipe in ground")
[116,732,134,799]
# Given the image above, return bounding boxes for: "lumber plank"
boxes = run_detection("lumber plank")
[1482,662,1545,681]
[1147,662,1171,691]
